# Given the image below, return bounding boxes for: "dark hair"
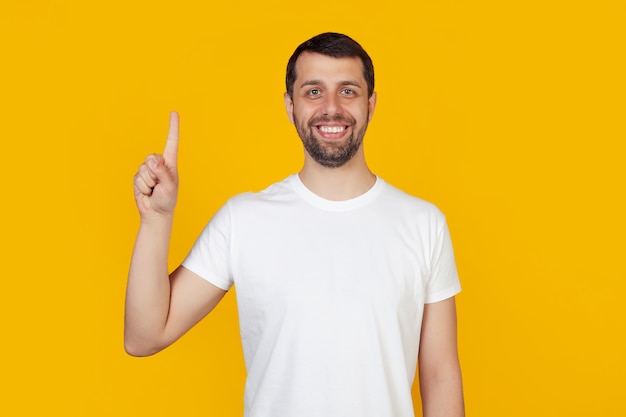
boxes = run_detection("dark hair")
[285,32,375,99]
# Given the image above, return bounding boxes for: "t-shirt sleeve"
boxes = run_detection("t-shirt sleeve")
[181,202,234,291]
[424,216,461,304]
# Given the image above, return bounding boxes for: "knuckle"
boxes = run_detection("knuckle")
[145,154,162,164]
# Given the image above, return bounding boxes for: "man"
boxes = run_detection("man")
[125,32,464,417]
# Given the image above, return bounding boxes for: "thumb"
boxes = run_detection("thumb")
[147,155,177,191]
[163,111,179,166]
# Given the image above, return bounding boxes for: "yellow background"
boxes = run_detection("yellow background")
[2,1,624,415]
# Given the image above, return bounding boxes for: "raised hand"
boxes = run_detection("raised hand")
[133,112,180,218]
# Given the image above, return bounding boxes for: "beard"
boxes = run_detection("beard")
[294,113,369,168]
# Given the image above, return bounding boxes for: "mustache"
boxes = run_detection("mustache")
[309,115,356,125]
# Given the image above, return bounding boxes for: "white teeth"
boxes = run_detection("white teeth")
[319,126,346,133]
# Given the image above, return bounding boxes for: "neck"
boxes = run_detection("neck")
[298,148,376,201]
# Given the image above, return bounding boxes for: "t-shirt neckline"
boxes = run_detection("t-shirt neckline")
[289,173,385,212]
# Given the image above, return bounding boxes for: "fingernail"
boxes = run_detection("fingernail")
[148,159,157,169]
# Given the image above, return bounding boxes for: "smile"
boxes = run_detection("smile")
[317,125,348,133]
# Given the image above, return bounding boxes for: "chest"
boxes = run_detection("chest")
[230,206,431,307]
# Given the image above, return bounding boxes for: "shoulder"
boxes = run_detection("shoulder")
[378,179,446,221]
[225,175,300,211]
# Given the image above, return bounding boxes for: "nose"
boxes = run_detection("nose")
[322,94,341,116]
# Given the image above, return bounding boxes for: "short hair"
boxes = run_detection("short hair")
[286,32,375,99]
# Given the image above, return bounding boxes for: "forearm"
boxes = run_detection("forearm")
[419,363,465,417]
[124,215,174,356]
[418,298,465,417]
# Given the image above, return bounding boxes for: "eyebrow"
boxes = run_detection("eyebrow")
[299,80,363,89]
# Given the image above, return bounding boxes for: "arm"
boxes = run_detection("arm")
[124,112,227,357]
[418,297,465,417]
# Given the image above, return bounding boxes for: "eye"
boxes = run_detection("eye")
[308,88,321,96]
[341,88,354,95]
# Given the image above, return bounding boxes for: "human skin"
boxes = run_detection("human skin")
[284,52,377,200]
[287,52,373,169]
[125,112,227,357]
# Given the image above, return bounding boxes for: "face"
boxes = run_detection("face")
[285,52,376,168]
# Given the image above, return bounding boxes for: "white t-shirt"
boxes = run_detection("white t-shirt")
[183,175,461,417]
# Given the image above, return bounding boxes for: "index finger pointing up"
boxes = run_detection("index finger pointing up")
[163,111,179,164]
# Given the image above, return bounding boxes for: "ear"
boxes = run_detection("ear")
[284,92,295,124]
[367,92,377,122]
